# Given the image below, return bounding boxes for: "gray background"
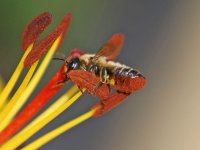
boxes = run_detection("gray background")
[0,0,200,150]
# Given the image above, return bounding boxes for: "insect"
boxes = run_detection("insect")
[63,33,147,116]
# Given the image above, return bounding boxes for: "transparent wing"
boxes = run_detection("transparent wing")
[94,33,125,61]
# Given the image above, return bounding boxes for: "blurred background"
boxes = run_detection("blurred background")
[0,0,200,150]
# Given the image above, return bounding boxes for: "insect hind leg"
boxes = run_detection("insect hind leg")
[92,82,103,95]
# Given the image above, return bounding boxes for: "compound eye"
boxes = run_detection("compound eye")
[69,57,80,70]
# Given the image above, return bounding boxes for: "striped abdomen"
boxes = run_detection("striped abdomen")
[111,67,147,93]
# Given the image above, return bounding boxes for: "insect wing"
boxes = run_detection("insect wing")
[94,33,125,61]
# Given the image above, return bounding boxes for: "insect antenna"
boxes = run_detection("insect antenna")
[52,58,65,61]
[53,51,67,61]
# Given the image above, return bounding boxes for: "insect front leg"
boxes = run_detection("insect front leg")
[92,90,131,117]
[53,65,69,87]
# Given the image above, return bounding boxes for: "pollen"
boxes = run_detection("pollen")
[24,13,72,67]
[110,78,115,86]
[22,12,53,50]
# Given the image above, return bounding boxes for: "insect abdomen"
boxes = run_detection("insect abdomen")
[112,67,147,93]
[114,67,139,78]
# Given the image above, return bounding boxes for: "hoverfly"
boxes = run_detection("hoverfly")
[63,33,147,116]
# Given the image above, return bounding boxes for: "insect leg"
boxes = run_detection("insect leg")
[53,69,69,87]
[93,82,111,96]
[92,91,131,117]
[92,82,103,94]
[77,86,85,94]
[80,65,87,71]
[100,67,108,83]
[54,78,68,87]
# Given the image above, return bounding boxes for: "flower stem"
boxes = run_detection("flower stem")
[0,44,33,110]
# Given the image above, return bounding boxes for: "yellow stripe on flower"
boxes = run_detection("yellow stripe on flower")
[22,109,95,150]
[0,61,38,131]
[0,35,61,128]
[0,87,84,150]
[0,44,33,110]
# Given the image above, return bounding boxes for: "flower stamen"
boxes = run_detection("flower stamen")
[0,76,5,94]
[0,60,38,131]
[0,35,61,128]
[0,86,83,149]
[0,44,33,110]
[0,12,73,145]
[22,108,97,150]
